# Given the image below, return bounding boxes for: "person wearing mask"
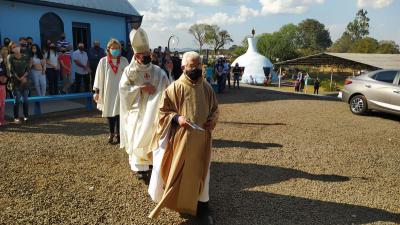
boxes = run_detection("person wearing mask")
[26,37,33,48]
[30,44,46,96]
[223,59,231,89]
[8,45,32,123]
[56,33,70,52]
[120,41,127,58]
[3,38,11,49]
[148,51,219,225]
[93,39,129,144]
[215,59,224,93]
[232,63,242,89]
[119,27,170,183]
[18,37,29,55]
[45,43,59,95]
[58,46,72,94]
[171,51,182,81]
[160,53,174,83]
[88,40,106,88]
[314,77,320,95]
[0,46,10,126]
[72,43,91,92]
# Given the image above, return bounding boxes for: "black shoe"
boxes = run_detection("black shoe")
[136,171,151,185]
[197,202,215,225]
[114,135,120,144]
[108,134,114,144]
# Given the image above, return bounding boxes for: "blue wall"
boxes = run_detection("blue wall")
[0,0,127,49]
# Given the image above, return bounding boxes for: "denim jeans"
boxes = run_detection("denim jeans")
[13,87,29,118]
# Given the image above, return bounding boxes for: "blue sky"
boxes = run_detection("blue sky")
[129,0,400,50]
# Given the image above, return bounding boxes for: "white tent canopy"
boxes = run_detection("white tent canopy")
[232,37,277,84]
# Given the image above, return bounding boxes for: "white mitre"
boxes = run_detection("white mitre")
[129,27,150,54]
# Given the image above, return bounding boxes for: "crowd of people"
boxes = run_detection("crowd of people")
[1,27,219,224]
[293,72,321,94]
[0,33,188,125]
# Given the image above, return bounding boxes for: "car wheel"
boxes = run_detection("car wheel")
[349,95,368,115]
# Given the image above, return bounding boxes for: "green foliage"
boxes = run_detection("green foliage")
[257,24,300,62]
[297,19,332,54]
[346,9,370,41]
[188,23,209,53]
[204,25,233,55]
[349,37,379,53]
[330,33,353,53]
[377,40,400,54]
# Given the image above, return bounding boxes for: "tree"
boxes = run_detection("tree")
[188,23,209,53]
[377,40,400,54]
[297,19,332,54]
[205,25,233,55]
[257,24,300,62]
[345,9,370,41]
[330,33,353,53]
[349,37,379,53]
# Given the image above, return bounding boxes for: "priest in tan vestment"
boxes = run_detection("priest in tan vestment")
[148,51,219,225]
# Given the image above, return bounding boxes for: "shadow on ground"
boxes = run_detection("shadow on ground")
[1,121,106,136]
[207,162,399,225]
[217,86,339,105]
[213,139,283,150]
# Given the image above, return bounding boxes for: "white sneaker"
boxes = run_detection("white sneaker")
[23,117,28,122]
[14,118,21,124]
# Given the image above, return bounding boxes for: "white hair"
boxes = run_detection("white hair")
[181,51,200,66]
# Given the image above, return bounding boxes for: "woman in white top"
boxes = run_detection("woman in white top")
[44,43,59,95]
[93,39,129,144]
[30,44,46,96]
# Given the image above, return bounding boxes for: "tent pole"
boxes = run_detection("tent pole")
[279,67,282,88]
[330,68,333,91]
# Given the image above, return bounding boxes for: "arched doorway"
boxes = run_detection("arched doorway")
[39,12,64,49]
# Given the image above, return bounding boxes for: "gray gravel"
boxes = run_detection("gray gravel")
[0,85,399,225]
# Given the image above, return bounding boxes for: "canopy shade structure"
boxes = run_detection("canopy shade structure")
[275,53,400,70]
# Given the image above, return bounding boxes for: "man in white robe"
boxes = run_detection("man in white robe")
[119,28,170,182]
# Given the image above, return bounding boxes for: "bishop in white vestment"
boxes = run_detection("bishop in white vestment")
[119,28,170,181]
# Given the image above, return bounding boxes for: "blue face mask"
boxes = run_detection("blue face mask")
[110,49,120,57]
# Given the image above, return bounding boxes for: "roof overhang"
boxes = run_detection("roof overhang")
[6,0,142,18]
[274,52,400,70]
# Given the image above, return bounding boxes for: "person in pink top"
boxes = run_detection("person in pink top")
[58,46,72,94]
[0,46,10,125]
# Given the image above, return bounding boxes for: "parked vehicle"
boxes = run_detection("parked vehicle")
[341,69,400,116]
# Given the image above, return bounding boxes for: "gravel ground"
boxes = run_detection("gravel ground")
[0,84,399,225]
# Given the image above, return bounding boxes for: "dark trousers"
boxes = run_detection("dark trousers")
[227,74,231,88]
[46,68,59,95]
[107,115,120,135]
[314,87,319,94]
[217,76,224,93]
[233,75,240,89]
[13,88,29,118]
[90,65,97,88]
[75,73,90,93]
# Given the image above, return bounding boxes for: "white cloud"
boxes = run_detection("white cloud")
[356,0,393,9]
[176,22,192,30]
[259,0,324,14]
[133,0,195,23]
[191,0,249,6]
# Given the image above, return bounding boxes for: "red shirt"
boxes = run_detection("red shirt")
[58,53,71,75]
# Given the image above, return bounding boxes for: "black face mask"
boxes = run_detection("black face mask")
[186,68,202,81]
[78,47,84,51]
[141,55,151,65]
